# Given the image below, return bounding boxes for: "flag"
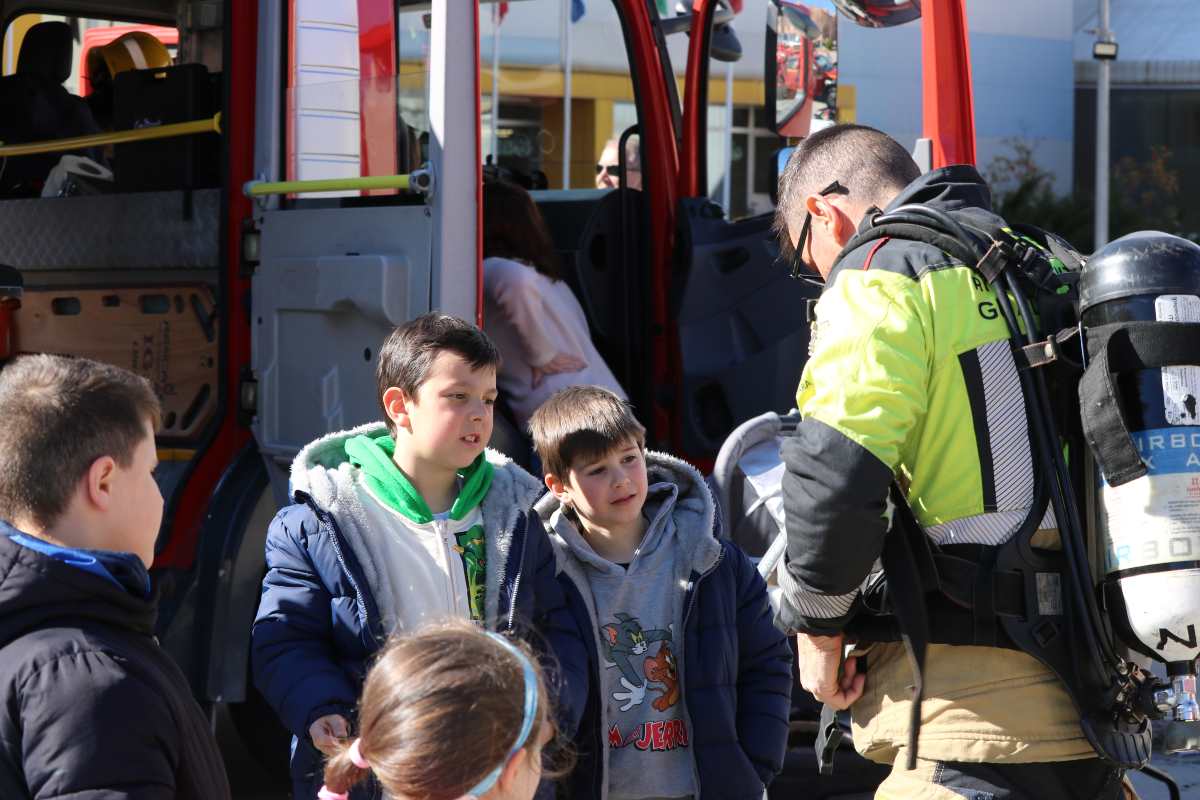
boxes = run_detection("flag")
[498,2,509,22]
[571,0,585,22]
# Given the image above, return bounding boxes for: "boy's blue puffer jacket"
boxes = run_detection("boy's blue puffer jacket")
[251,424,587,800]
[543,451,794,800]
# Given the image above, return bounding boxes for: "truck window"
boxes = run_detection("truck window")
[0,8,226,544]
[1,12,220,199]
[2,14,178,94]
[479,0,639,191]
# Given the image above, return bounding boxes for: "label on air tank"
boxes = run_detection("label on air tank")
[1155,295,1200,426]
[1101,426,1200,574]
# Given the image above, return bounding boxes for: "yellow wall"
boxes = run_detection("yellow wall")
[2,14,42,76]
[542,97,611,188]
[837,84,856,123]
[469,61,764,108]
[442,60,771,189]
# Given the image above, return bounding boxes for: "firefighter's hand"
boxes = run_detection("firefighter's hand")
[309,713,350,756]
[796,632,865,710]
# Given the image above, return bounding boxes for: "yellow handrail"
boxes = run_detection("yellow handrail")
[0,113,222,158]
[244,174,413,197]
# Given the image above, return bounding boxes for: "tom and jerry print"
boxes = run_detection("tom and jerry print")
[600,612,689,752]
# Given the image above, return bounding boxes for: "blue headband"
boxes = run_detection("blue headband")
[461,633,541,799]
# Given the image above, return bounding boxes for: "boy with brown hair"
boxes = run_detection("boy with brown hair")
[529,385,792,800]
[0,354,231,800]
[252,312,585,800]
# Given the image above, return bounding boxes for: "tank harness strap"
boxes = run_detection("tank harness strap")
[971,545,1000,647]
[1079,321,1200,487]
[877,484,936,770]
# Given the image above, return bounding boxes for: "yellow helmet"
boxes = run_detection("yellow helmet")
[93,31,172,79]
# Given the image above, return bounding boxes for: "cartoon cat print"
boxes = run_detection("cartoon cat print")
[600,612,671,712]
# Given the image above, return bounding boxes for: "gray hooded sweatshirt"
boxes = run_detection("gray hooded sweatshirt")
[290,421,544,632]
[538,451,722,800]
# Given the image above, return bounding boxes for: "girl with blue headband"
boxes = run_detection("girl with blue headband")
[319,622,557,800]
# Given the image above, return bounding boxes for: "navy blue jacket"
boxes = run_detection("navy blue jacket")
[544,452,793,800]
[251,430,586,800]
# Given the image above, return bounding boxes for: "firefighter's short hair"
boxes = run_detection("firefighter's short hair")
[773,123,921,259]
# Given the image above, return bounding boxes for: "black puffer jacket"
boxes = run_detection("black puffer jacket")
[0,523,231,799]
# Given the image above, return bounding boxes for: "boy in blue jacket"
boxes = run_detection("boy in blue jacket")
[252,313,585,800]
[530,386,792,800]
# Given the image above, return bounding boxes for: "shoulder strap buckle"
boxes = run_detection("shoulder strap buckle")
[1014,325,1085,371]
[976,238,1015,284]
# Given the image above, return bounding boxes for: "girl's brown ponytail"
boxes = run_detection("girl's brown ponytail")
[317,736,369,800]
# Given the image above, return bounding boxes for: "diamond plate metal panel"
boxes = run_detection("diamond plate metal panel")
[0,189,221,271]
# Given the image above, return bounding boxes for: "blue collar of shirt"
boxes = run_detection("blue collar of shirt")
[4,529,152,599]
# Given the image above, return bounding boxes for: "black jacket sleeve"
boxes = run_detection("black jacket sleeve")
[777,419,892,636]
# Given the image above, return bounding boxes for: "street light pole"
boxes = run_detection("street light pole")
[1093,0,1116,253]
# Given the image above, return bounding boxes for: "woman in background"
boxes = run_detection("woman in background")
[482,179,626,429]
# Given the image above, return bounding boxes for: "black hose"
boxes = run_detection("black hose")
[1005,271,1121,670]
[1138,764,1182,800]
[886,204,985,258]
[999,275,1115,671]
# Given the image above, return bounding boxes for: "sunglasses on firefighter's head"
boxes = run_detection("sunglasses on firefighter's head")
[789,180,850,280]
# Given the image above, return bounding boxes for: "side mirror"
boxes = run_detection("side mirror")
[710,22,743,63]
[832,0,921,29]
[765,1,839,139]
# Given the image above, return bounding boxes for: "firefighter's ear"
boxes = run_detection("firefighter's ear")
[806,192,838,236]
[806,191,858,243]
[382,386,414,433]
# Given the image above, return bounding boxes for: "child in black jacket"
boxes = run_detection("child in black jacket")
[0,354,230,800]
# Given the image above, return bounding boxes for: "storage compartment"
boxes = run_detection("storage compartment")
[13,285,219,441]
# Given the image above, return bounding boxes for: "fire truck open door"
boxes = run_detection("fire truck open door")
[248,0,480,488]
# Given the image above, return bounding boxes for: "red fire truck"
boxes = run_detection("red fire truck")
[0,0,975,787]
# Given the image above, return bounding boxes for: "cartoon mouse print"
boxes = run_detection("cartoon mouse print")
[600,612,671,712]
[644,642,679,712]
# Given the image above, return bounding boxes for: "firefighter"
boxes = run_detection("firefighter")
[772,123,1127,799]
